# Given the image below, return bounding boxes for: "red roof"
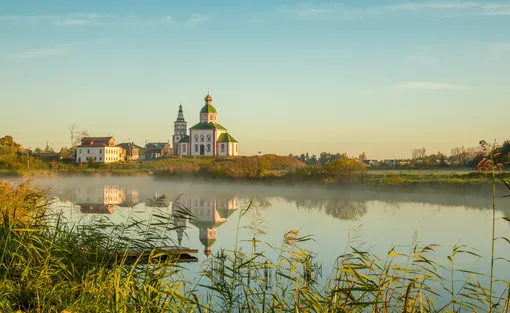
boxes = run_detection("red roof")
[82,136,113,142]
[77,143,108,147]
[79,136,115,147]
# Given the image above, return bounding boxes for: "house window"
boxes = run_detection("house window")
[207,134,211,142]
[236,145,238,152]
[207,144,211,152]
[86,157,88,161]
[195,144,198,152]
[94,157,97,161]
[200,135,204,142]
[221,144,225,152]
[87,149,90,154]
[100,157,102,161]
[100,149,102,154]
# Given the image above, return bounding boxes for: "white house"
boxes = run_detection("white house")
[76,136,123,164]
[174,90,239,157]
[73,184,126,214]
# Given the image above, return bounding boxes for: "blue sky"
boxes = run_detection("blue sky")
[1,0,510,159]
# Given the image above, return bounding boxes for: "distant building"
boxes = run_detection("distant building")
[145,142,172,159]
[32,152,62,162]
[362,159,378,167]
[172,105,188,155]
[174,90,239,156]
[76,137,122,164]
[118,142,144,162]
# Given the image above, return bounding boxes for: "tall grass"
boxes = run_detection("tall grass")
[0,178,509,312]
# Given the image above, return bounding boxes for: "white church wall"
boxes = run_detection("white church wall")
[190,130,215,156]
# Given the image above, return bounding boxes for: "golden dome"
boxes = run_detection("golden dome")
[204,247,212,257]
[204,88,212,104]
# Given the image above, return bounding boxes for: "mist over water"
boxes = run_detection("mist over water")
[7,176,510,301]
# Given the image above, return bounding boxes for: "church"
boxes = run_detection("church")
[172,90,239,156]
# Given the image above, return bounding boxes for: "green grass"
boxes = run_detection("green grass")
[2,155,510,186]
[1,179,509,312]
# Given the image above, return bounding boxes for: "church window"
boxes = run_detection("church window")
[207,144,211,152]
[200,135,204,142]
[194,135,198,142]
[221,144,225,152]
[207,134,211,142]
[195,144,198,152]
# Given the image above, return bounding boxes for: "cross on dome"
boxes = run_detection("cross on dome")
[204,88,213,104]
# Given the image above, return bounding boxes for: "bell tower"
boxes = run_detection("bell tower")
[173,104,187,154]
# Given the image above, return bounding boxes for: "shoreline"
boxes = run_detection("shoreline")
[2,168,508,186]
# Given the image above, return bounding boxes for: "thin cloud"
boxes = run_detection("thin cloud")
[391,82,469,90]
[1,12,208,27]
[283,3,344,17]
[488,42,510,59]
[16,45,68,58]
[276,1,510,20]
[185,12,215,26]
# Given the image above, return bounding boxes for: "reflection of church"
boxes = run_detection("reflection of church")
[172,196,239,257]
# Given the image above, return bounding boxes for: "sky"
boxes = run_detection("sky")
[1,0,510,159]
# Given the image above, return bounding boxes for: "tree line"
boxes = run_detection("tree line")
[293,140,510,168]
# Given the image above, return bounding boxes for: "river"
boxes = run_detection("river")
[7,176,510,307]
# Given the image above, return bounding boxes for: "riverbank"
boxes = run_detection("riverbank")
[1,155,508,185]
[3,169,509,186]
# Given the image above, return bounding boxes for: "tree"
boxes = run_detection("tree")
[0,136,22,154]
[310,154,318,165]
[359,152,367,160]
[59,146,73,158]
[411,147,426,159]
[44,141,55,153]
[34,147,43,154]
[68,124,89,149]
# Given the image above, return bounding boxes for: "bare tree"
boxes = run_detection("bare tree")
[412,147,426,159]
[449,145,479,165]
[68,124,89,149]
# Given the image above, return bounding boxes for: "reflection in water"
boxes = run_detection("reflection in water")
[61,184,241,257]
[39,178,510,264]
[175,196,239,257]
[292,198,368,220]
[73,185,141,214]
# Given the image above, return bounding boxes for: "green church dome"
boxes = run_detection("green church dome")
[200,104,217,114]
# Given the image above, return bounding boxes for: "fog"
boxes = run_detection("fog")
[9,176,509,220]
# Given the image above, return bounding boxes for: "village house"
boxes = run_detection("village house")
[118,142,145,162]
[75,136,123,164]
[145,142,172,159]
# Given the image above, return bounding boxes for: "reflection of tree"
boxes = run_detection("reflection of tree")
[292,198,368,221]
[249,196,273,210]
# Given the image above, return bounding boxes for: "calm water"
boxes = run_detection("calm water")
[7,176,510,303]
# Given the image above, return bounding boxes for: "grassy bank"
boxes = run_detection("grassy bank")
[2,154,510,185]
[1,180,509,312]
